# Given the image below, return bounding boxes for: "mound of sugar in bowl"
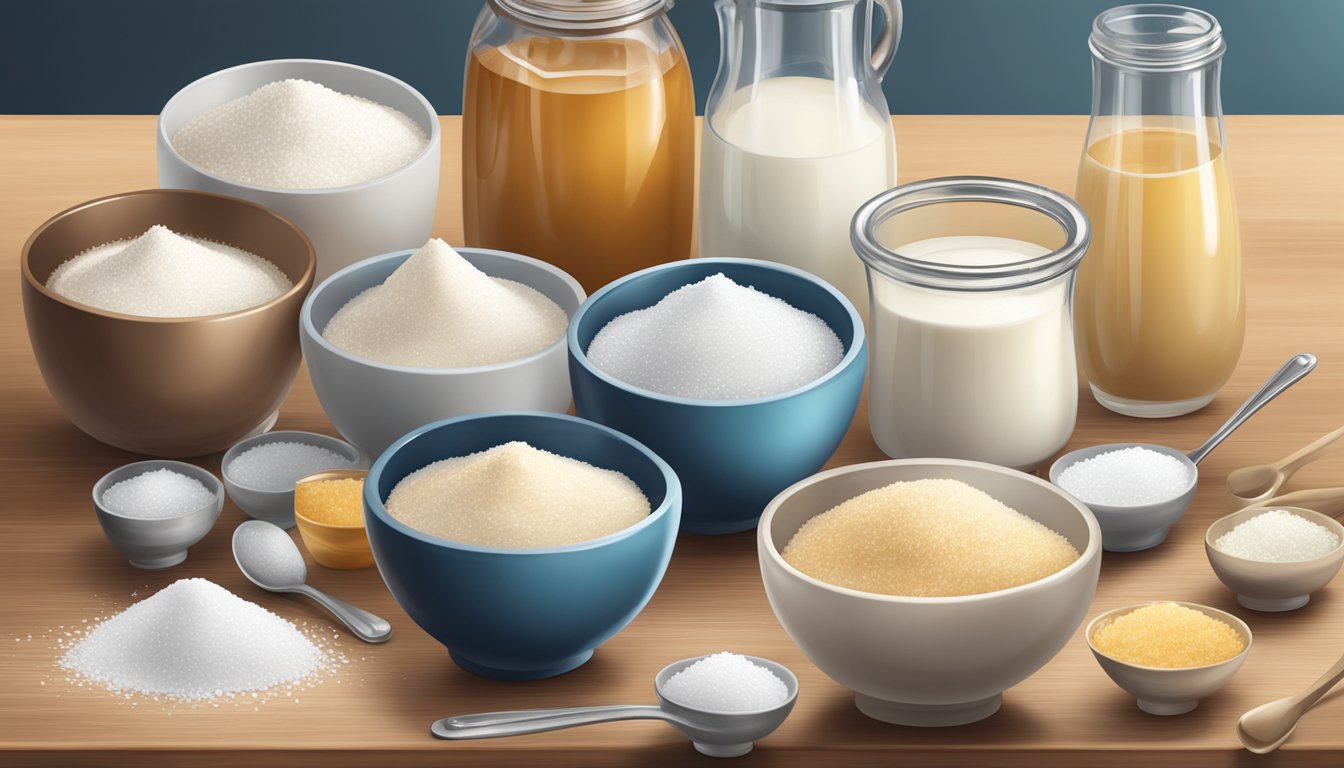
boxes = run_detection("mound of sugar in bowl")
[782,478,1079,597]
[172,78,428,189]
[585,273,843,400]
[101,468,215,519]
[321,238,568,368]
[1091,602,1245,668]
[227,441,356,492]
[385,441,649,548]
[1214,509,1341,563]
[1056,447,1191,506]
[46,225,291,317]
[59,578,325,700]
[661,652,790,712]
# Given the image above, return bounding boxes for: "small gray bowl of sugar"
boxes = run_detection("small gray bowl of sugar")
[93,460,225,569]
[1050,443,1197,553]
[1206,506,1344,612]
[222,430,366,529]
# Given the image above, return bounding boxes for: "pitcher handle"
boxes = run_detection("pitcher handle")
[872,0,903,80]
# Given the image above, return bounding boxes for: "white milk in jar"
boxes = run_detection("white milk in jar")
[700,76,896,317]
[852,179,1091,471]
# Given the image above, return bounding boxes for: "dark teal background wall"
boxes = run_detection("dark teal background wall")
[1,0,1339,115]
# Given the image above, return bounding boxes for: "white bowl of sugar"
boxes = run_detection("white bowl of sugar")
[157,59,441,282]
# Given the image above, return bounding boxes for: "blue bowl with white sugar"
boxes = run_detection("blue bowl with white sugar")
[365,411,681,680]
[567,258,866,534]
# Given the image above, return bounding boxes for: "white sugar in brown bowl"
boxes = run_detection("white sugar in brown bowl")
[1206,506,1344,612]
[158,59,441,282]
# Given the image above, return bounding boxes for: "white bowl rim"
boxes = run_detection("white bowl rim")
[1085,600,1253,672]
[93,459,224,521]
[300,247,585,376]
[158,58,441,196]
[567,256,867,409]
[1204,505,1344,567]
[758,457,1103,605]
[221,429,363,494]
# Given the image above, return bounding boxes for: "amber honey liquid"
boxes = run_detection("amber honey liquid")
[463,36,694,291]
[1074,128,1245,412]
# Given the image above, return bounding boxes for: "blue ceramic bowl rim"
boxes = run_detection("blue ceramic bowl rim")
[300,247,584,376]
[759,458,1103,605]
[221,429,363,494]
[567,257,867,408]
[365,411,680,556]
[92,459,225,521]
[158,58,441,197]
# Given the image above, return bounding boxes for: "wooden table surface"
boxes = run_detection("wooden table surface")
[1,115,1342,766]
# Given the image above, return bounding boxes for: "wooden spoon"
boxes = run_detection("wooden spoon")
[1227,424,1344,503]
[1238,649,1344,753]
[1248,487,1344,517]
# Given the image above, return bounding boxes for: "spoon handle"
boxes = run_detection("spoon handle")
[1187,354,1317,466]
[1286,651,1344,720]
[431,705,668,740]
[1252,487,1344,517]
[1276,424,1344,475]
[293,585,393,643]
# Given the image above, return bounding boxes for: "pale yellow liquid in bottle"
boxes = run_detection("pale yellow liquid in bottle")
[463,36,695,292]
[1074,128,1245,409]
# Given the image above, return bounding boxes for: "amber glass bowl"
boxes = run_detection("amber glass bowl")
[294,469,373,569]
[21,189,314,457]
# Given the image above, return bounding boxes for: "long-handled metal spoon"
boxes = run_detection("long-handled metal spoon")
[1238,649,1344,753]
[432,654,798,758]
[1227,424,1344,505]
[232,520,392,643]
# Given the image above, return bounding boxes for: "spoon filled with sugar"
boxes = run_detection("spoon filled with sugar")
[1238,649,1344,753]
[1050,353,1317,552]
[1226,424,1344,506]
[232,520,392,643]
[432,653,797,758]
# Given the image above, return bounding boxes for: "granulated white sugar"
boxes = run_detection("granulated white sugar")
[172,78,428,189]
[234,524,307,586]
[585,273,843,400]
[660,652,789,712]
[385,441,650,548]
[782,478,1079,597]
[322,238,568,369]
[226,441,356,492]
[1056,446,1191,506]
[101,468,216,520]
[59,579,324,700]
[1214,509,1341,563]
[46,225,290,317]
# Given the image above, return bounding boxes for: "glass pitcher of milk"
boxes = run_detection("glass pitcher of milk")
[700,0,900,318]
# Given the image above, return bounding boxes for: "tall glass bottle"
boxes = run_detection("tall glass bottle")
[1074,4,1245,418]
[700,0,900,319]
[463,0,695,292]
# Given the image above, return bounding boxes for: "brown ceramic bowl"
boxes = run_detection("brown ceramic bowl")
[21,189,315,457]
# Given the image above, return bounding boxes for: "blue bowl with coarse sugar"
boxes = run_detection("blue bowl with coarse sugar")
[567,258,867,535]
[364,411,681,680]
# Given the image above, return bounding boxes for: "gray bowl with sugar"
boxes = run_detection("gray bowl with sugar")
[157,58,441,283]
[222,430,367,530]
[93,460,225,569]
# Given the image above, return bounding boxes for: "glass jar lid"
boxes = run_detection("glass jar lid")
[489,0,673,33]
[1090,4,1225,72]
[851,177,1091,293]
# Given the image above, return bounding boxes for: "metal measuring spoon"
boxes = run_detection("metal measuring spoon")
[1051,353,1317,551]
[231,520,392,643]
[431,654,798,758]
[1237,649,1344,753]
[1227,424,1344,505]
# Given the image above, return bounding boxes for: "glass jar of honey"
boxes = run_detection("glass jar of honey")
[462,0,695,292]
[1074,4,1245,418]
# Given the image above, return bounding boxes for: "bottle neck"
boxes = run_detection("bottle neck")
[730,1,871,86]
